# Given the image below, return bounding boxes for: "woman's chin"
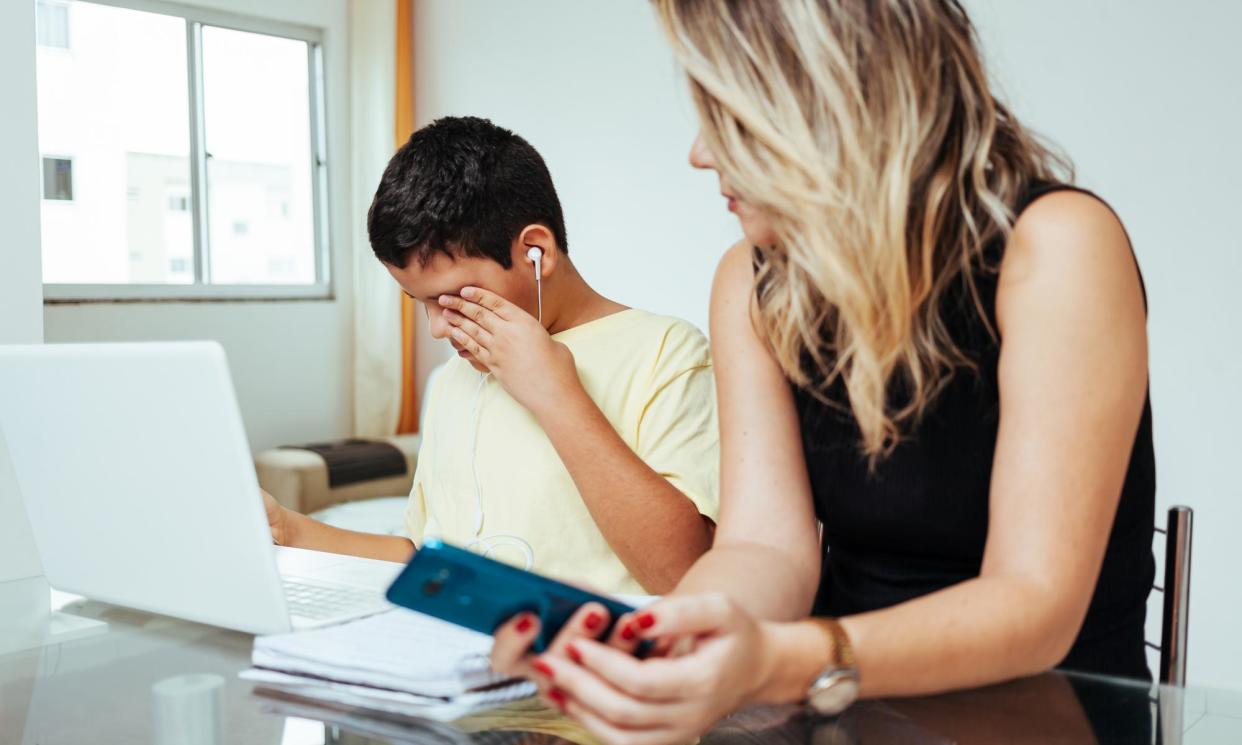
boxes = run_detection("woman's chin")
[736,213,777,247]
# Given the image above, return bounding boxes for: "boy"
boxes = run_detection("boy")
[264,117,717,594]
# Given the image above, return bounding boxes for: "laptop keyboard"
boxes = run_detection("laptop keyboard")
[282,577,386,622]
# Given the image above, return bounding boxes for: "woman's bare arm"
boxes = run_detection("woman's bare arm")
[672,240,823,620]
[760,192,1150,697]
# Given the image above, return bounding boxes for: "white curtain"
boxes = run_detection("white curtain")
[349,0,403,438]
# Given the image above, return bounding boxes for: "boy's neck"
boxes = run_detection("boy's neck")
[541,259,628,335]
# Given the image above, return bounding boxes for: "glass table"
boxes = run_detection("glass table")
[2,589,1239,745]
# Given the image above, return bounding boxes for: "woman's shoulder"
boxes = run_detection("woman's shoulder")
[998,186,1145,334]
[714,239,756,288]
[1011,187,1130,254]
[710,239,758,320]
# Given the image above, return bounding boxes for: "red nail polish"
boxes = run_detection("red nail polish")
[584,611,603,631]
[620,623,636,641]
[567,643,583,664]
[636,612,656,629]
[531,659,554,679]
[515,615,533,633]
[548,688,567,709]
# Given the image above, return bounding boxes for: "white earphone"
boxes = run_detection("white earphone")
[526,246,543,324]
[440,246,545,571]
[454,372,535,570]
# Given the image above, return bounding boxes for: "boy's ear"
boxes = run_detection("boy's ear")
[513,224,559,279]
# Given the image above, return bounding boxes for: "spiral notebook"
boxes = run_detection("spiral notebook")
[242,607,536,721]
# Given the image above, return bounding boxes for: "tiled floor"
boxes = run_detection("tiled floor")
[1174,683,1242,744]
[1184,712,1242,744]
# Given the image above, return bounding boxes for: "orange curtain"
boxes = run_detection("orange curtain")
[394,0,420,433]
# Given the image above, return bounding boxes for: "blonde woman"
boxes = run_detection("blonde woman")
[491,0,1155,741]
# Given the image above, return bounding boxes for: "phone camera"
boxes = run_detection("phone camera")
[422,579,444,596]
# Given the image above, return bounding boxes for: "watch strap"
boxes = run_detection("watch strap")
[811,617,856,670]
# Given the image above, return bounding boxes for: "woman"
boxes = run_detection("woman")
[491,0,1155,742]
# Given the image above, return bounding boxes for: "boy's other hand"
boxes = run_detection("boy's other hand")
[439,287,582,415]
[262,488,292,546]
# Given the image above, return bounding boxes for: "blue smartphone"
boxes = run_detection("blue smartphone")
[385,538,639,653]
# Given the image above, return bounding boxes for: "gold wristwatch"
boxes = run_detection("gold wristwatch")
[805,618,860,716]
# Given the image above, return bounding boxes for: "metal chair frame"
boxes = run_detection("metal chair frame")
[1148,505,1194,686]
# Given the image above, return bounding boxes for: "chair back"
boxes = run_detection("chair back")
[1153,505,1194,686]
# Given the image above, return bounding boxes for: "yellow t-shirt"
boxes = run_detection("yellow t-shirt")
[406,308,718,595]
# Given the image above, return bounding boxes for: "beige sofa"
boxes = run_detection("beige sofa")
[255,433,421,515]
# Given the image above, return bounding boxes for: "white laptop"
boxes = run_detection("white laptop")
[0,341,395,634]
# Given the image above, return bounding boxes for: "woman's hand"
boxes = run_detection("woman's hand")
[495,594,783,745]
[438,286,581,416]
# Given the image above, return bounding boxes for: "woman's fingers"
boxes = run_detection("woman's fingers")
[490,611,541,675]
[564,638,698,701]
[529,650,700,730]
[492,604,609,679]
[547,602,613,655]
[625,592,736,641]
[606,611,639,649]
[530,651,690,728]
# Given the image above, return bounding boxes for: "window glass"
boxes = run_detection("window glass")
[35,2,192,285]
[201,26,316,285]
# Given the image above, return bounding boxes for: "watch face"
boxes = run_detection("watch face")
[809,672,860,715]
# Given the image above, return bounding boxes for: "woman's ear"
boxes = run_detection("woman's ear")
[514,224,559,279]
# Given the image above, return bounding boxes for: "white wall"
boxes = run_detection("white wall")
[414,0,1241,687]
[968,0,1242,691]
[42,0,355,453]
[0,0,47,586]
[412,0,740,383]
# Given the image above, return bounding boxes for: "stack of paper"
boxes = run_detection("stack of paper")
[241,608,537,722]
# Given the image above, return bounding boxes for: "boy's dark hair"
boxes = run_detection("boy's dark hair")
[367,116,568,269]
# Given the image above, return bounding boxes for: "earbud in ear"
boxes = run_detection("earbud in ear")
[526,247,544,324]
[526,246,543,277]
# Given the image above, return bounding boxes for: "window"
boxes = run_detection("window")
[36,1,70,49]
[36,1,330,301]
[41,157,73,200]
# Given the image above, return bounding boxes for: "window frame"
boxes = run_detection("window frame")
[42,0,333,303]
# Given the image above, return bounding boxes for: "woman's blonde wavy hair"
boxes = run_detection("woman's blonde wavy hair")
[653,0,1071,461]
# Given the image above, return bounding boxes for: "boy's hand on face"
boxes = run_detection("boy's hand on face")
[439,287,582,416]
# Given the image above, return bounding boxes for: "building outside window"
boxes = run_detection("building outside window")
[35,0,330,299]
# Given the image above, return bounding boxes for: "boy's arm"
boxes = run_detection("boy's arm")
[262,489,415,563]
[530,385,714,593]
[438,288,713,593]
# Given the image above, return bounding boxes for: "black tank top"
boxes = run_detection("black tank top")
[772,183,1156,679]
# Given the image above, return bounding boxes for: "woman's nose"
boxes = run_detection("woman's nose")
[688,132,716,170]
